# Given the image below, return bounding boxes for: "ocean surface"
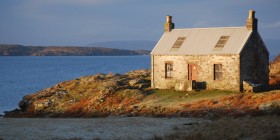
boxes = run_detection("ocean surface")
[0,56,150,114]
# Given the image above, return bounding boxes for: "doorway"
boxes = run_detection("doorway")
[188,64,198,81]
[188,64,198,90]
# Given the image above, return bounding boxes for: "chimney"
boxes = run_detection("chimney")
[246,10,258,31]
[164,15,175,32]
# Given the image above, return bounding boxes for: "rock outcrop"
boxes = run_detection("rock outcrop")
[4,69,151,117]
[4,69,280,118]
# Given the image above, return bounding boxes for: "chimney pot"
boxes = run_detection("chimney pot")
[164,15,175,32]
[166,15,172,23]
[246,10,258,31]
[248,10,255,19]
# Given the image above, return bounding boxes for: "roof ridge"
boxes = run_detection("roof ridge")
[173,26,246,30]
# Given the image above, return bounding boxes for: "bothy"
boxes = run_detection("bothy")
[151,10,269,92]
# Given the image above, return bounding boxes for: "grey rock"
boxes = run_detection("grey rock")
[138,83,150,89]
[129,78,146,86]
[125,69,151,77]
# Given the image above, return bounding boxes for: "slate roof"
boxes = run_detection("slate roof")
[151,27,252,55]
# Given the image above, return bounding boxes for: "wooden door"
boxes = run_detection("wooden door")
[188,64,198,81]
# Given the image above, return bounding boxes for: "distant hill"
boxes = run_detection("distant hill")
[0,45,150,56]
[87,40,157,51]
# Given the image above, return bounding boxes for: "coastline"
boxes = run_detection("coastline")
[0,56,151,115]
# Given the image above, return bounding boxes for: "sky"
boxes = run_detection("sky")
[0,0,280,46]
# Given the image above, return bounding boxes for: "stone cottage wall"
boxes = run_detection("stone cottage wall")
[240,32,269,90]
[151,54,240,91]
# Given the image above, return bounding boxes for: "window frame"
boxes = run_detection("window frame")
[214,64,222,80]
[165,62,173,78]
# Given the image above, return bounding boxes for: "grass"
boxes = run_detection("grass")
[140,89,237,107]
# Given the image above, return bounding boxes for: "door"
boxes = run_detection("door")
[188,64,198,81]
[189,64,198,90]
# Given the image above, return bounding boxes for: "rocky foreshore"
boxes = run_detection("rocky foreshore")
[4,69,151,117]
[4,69,280,118]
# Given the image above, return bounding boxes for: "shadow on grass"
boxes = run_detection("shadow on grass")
[145,90,156,95]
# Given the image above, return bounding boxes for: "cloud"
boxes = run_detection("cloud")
[263,21,280,29]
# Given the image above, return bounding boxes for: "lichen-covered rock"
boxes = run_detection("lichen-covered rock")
[4,69,151,118]
[129,78,150,86]
[137,83,151,89]
[125,69,150,77]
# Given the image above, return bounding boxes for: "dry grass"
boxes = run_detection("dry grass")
[140,89,236,107]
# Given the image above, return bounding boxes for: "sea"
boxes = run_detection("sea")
[0,56,150,115]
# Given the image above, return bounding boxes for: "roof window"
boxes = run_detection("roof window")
[172,37,186,49]
[213,36,229,51]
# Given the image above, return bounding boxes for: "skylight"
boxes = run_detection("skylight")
[213,36,229,51]
[172,37,186,48]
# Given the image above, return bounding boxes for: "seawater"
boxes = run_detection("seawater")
[0,56,150,114]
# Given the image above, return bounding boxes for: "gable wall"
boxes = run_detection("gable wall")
[151,54,240,91]
[240,32,269,89]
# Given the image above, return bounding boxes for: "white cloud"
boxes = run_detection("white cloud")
[263,21,280,29]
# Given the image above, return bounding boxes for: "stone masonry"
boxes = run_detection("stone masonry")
[151,10,269,92]
[151,54,241,91]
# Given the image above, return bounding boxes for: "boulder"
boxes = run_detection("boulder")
[125,69,150,77]
[138,83,150,89]
[129,78,146,86]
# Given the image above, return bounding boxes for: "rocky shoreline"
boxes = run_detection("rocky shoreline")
[4,69,151,118]
[4,69,280,118]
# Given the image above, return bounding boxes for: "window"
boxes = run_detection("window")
[172,37,186,48]
[165,63,173,78]
[213,36,229,51]
[214,64,222,80]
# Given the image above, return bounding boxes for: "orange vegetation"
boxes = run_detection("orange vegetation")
[4,69,280,118]
[178,92,280,118]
